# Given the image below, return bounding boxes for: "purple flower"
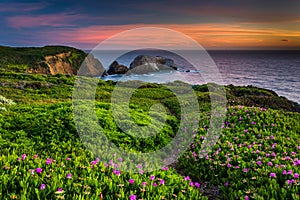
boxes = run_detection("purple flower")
[129,179,135,184]
[287,180,292,186]
[195,182,200,188]
[139,170,144,174]
[184,176,190,181]
[66,173,72,179]
[162,166,168,170]
[129,195,136,200]
[160,179,165,185]
[142,182,147,187]
[244,129,248,133]
[283,170,287,175]
[46,158,52,165]
[55,188,64,194]
[251,121,256,125]
[256,161,262,165]
[267,162,273,166]
[30,169,35,175]
[190,182,194,187]
[150,175,155,181]
[137,164,142,169]
[34,154,38,159]
[66,158,71,161]
[294,173,299,179]
[270,173,276,178]
[153,183,157,187]
[288,170,293,175]
[36,168,42,174]
[298,146,300,150]
[40,184,46,190]
[22,154,26,160]
[91,161,97,165]
[113,170,120,176]
[224,182,229,186]
[244,195,249,200]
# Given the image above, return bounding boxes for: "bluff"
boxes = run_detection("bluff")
[0,45,106,76]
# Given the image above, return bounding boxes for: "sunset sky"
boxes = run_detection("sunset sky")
[1,0,300,50]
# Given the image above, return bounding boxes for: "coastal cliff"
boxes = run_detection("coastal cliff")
[0,45,106,76]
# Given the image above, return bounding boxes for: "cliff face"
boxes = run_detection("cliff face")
[0,45,106,76]
[28,51,77,75]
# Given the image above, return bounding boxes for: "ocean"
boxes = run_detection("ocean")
[92,50,300,104]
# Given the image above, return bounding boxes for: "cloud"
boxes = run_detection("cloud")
[27,23,300,49]
[0,2,49,12]
[6,13,88,28]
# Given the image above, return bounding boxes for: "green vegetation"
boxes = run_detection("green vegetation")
[0,70,299,199]
[0,46,87,72]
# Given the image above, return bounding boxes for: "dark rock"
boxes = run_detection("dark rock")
[107,61,129,75]
[129,55,177,74]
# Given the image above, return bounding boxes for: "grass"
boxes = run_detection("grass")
[0,71,299,199]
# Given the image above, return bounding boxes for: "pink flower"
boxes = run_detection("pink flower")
[150,175,155,181]
[195,182,200,188]
[139,170,144,174]
[36,168,42,174]
[224,182,229,186]
[129,179,135,184]
[66,158,71,161]
[129,195,136,200]
[270,173,276,178]
[40,184,46,190]
[294,173,299,179]
[34,154,38,159]
[162,166,168,170]
[56,188,64,194]
[267,162,273,166]
[244,195,249,200]
[113,170,120,176]
[46,158,52,165]
[184,176,190,181]
[153,183,157,187]
[160,179,165,185]
[256,161,262,165]
[21,154,26,160]
[142,182,147,187]
[30,169,35,175]
[66,173,72,179]
[190,182,194,186]
[288,170,293,175]
[283,170,287,175]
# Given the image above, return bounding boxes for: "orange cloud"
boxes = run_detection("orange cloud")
[32,23,300,49]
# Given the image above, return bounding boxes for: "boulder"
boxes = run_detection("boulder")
[129,55,177,74]
[107,61,129,75]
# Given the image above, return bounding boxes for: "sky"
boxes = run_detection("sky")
[1,0,300,50]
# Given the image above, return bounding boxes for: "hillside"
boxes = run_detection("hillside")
[0,45,105,76]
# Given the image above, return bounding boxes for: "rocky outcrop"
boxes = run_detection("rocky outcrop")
[77,53,107,77]
[28,52,106,77]
[107,61,129,75]
[128,55,177,74]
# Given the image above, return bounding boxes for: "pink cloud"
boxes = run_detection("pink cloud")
[16,23,300,50]
[6,13,88,28]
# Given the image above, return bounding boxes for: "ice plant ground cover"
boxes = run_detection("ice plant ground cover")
[0,72,299,199]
